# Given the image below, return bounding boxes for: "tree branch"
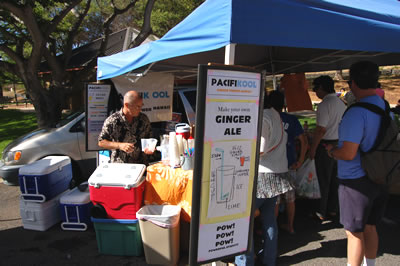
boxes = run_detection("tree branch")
[0,60,19,78]
[0,2,26,22]
[0,44,23,66]
[0,25,18,43]
[1,2,43,55]
[41,39,65,80]
[75,0,140,82]
[43,0,84,38]
[99,1,138,56]
[63,0,92,66]
[128,0,155,49]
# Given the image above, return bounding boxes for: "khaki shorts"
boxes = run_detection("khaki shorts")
[338,176,388,232]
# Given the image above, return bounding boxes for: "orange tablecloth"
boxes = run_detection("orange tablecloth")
[144,162,193,222]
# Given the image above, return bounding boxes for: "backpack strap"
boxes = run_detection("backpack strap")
[343,101,389,117]
[343,100,391,152]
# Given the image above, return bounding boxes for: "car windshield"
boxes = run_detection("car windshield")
[55,112,82,128]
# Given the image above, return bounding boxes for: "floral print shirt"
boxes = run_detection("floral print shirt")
[98,109,153,165]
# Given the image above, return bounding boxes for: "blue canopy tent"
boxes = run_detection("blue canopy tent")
[97,0,400,80]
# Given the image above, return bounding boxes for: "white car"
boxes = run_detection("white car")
[0,88,198,186]
[0,112,97,186]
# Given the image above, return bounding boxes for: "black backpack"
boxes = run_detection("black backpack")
[344,101,400,194]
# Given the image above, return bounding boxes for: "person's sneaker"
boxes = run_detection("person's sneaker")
[314,212,325,221]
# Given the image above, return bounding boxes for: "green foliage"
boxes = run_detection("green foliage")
[0,110,38,155]
[297,116,317,131]
[133,0,203,37]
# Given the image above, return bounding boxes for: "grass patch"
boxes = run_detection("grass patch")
[0,110,38,155]
[297,116,317,131]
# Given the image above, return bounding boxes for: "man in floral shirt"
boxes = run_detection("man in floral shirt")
[98,90,154,165]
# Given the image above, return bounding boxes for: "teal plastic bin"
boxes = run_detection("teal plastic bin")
[91,218,143,256]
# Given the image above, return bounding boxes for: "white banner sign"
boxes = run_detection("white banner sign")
[112,72,174,122]
[198,218,249,261]
[86,84,111,151]
[196,68,261,263]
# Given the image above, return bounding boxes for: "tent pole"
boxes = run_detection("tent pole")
[224,43,236,65]
[270,64,277,91]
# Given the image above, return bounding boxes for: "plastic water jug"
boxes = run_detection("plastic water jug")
[175,123,191,140]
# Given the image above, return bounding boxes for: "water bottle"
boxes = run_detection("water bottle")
[169,132,180,167]
[160,134,169,164]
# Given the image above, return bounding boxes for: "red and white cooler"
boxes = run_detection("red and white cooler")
[88,163,146,219]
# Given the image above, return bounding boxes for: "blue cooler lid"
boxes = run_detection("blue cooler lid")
[60,187,91,205]
[19,156,71,176]
[88,163,146,189]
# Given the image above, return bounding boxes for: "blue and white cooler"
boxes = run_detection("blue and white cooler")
[19,156,73,202]
[60,185,92,231]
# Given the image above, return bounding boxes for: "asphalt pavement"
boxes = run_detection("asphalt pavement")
[1,178,399,266]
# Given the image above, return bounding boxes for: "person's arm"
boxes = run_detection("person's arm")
[291,133,308,169]
[326,141,358,161]
[98,139,135,153]
[98,118,136,153]
[309,125,326,159]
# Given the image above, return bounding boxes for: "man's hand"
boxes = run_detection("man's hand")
[325,144,335,159]
[290,160,304,170]
[143,147,155,155]
[325,144,334,153]
[119,142,135,153]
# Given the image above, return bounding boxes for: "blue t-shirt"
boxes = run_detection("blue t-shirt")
[337,95,385,179]
[280,112,304,167]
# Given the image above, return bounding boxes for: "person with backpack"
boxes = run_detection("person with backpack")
[325,61,389,266]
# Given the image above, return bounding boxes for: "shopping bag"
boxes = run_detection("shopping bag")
[294,159,321,199]
[136,205,181,228]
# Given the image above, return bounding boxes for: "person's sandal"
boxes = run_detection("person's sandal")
[315,212,325,221]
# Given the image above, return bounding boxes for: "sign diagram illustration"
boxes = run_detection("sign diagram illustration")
[215,148,235,204]
[208,141,252,218]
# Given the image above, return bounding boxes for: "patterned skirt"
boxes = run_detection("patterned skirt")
[256,172,294,199]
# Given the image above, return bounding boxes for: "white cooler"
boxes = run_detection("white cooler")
[20,190,69,231]
[60,186,92,231]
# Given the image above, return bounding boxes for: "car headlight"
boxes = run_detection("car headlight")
[4,150,22,163]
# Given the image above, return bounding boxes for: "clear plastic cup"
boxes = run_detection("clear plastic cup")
[141,138,158,152]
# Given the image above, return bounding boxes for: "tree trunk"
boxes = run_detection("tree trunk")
[334,70,344,81]
[23,72,63,128]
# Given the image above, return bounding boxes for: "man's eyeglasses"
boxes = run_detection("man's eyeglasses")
[130,103,143,110]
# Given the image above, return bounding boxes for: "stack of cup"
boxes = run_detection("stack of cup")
[176,134,184,156]
[169,132,180,168]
